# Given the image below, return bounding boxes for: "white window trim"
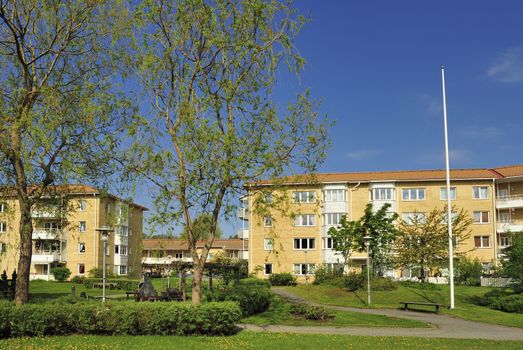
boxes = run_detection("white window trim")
[472,186,489,200]
[264,238,273,251]
[293,191,316,204]
[402,188,426,201]
[293,263,316,275]
[0,222,6,233]
[294,214,315,227]
[263,216,273,228]
[78,243,86,253]
[474,235,491,248]
[473,211,490,224]
[293,238,316,250]
[440,187,457,200]
[79,221,86,232]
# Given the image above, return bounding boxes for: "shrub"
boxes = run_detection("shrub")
[313,265,343,285]
[502,234,523,293]
[51,267,71,282]
[238,277,270,288]
[0,301,241,338]
[83,278,140,290]
[371,277,398,291]
[206,283,270,316]
[88,267,116,279]
[71,276,86,284]
[289,303,333,320]
[342,273,364,291]
[269,273,296,286]
[455,257,482,286]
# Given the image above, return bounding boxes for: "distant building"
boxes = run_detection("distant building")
[142,238,248,274]
[244,164,523,280]
[0,185,146,280]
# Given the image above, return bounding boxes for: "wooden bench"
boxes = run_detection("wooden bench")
[126,291,138,300]
[400,301,443,313]
[92,282,118,289]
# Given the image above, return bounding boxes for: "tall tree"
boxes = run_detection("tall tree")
[181,213,223,241]
[501,233,523,293]
[0,0,129,303]
[358,203,398,277]
[328,215,361,271]
[397,207,471,281]
[129,0,329,304]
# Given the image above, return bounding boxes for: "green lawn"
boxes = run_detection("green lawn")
[1,333,522,350]
[284,284,523,328]
[242,294,428,328]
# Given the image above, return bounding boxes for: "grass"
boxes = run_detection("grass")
[283,283,523,328]
[1,333,522,350]
[242,294,428,328]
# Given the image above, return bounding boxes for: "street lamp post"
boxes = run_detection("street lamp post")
[96,226,113,303]
[363,235,373,306]
[166,255,172,289]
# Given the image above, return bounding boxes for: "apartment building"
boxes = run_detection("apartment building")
[246,165,523,280]
[0,185,146,280]
[142,238,248,274]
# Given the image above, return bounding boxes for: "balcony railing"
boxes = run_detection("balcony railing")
[496,195,523,209]
[142,257,192,265]
[31,207,61,218]
[32,228,65,240]
[497,221,523,233]
[32,251,64,263]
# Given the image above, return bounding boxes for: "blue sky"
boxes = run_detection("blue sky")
[139,1,523,236]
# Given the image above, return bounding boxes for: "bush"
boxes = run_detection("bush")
[238,277,270,288]
[289,303,333,320]
[51,267,71,282]
[455,257,482,286]
[371,277,398,291]
[206,283,270,317]
[88,267,116,279]
[342,273,364,291]
[83,278,140,290]
[0,301,241,338]
[71,276,86,284]
[313,265,343,285]
[269,273,296,286]
[472,289,523,313]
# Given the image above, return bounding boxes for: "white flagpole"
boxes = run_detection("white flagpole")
[441,65,455,309]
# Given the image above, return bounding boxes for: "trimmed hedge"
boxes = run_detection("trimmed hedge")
[472,289,523,313]
[0,300,241,338]
[83,278,140,290]
[269,273,296,286]
[206,282,270,317]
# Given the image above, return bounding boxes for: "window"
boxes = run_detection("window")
[402,188,425,201]
[118,226,128,237]
[473,186,489,199]
[78,264,85,275]
[497,188,508,198]
[473,211,490,224]
[293,263,315,275]
[119,265,127,275]
[323,213,343,226]
[371,188,393,201]
[401,212,426,225]
[120,245,127,255]
[0,222,6,233]
[474,236,490,248]
[79,200,87,211]
[79,221,86,232]
[264,238,273,251]
[440,187,456,200]
[115,245,119,254]
[324,189,346,202]
[499,236,510,247]
[0,243,6,253]
[293,191,316,203]
[175,252,183,259]
[441,212,458,224]
[264,263,273,275]
[293,238,315,250]
[323,237,334,249]
[79,243,86,253]
[263,216,273,227]
[294,214,315,226]
[0,203,6,213]
[498,211,510,223]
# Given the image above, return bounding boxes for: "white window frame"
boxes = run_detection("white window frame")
[79,221,86,232]
[293,263,316,275]
[79,200,87,211]
[402,188,426,201]
[474,235,490,248]
[294,214,315,227]
[78,243,86,253]
[78,263,85,275]
[264,263,273,275]
[371,188,394,201]
[499,236,510,247]
[175,252,183,259]
[0,203,6,213]
[498,211,510,223]
[120,245,128,255]
[322,237,334,249]
[0,222,6,233]
[293,238,315,250]
[119,265,127,275]
[264,238,274,251]
[324,189,347,202]
[401,212,426,225]
[323,213,343,226]
[115,245,119,254]
[473,211,490,224]
[472,186,489,200]
[440,187,457,200]
[293,191,316,203]
[263,216,273,228]
[497,188,509,199]
[441,212,458,224]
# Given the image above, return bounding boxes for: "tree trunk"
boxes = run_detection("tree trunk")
[15,200,33,304]
[192,264,204,305]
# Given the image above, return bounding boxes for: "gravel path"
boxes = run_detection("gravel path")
[237,287,523,340]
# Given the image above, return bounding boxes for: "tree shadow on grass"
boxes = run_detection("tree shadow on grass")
[352,291,367,306]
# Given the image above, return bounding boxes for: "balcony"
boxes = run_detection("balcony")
[497,221,523,233]
[239,229,248,239]
[32,228,65,241]
[31,207,61,218]
[238,208,248,220]
[32,251,63,263]
[496,195,523,209]
[142,257,192,265]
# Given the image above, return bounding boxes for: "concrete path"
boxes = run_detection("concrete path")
[237,287,523,341]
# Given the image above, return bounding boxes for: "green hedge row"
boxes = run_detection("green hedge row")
[0,300,241,337]
[206,279,270,317]
[83,278,140,290]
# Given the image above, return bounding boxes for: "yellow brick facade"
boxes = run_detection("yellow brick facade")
[247,166,523,281]
[0,187,145,280]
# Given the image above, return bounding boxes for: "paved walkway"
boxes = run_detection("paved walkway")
[237,287,523,341]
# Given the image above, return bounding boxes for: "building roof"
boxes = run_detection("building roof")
[143,238,247,251]
[250,164,523,186]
